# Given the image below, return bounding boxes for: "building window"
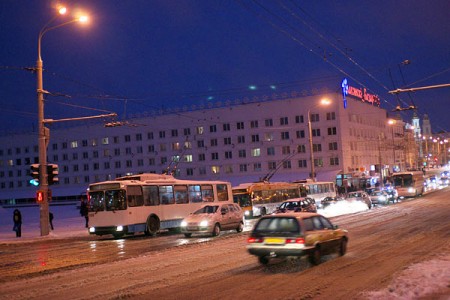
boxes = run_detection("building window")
[199,167,206,175]
[298,160,307,168]
[113,136,120,144]
[102,137,109,145]
[197,126,204,135]
[224,137,232,145]
[329,142,338,151]
[209,125,217,133]
[148,145,155,152]
[104,162,110,169]
[159,144,167,151]
[239,164,247,172]
[280,117,288,125]
[171,129,178,137]
[125,147,132,155]
[281,132,290,140]
[283,160,291,169]
[267,147,275,156]
[198,153,206,161]
[223,123,231,131]
[197,140,205,148]
[238,149,246,158]
[125,135,131,142]
[296,130,305,138]
[135,134,142,141]
[330,157,339,165]
[282,146,291,155]
[224,165,233,174]
[314,158,323,167]
[183,128,191,136]
[237,136,246,144]
[326,112,336,120]
[327,127,337,135]
[172,143,181,151]
[211,152,219,160]
[313,144,322,152]
[297,145,306,153]
[295,115,304,123]
[268,161,277,170]
[210,139,218,147]
[237,122,244,130]
[159,131,165,138]
[83,152,89,159]
[82,140,88,147]
[312,129,321,137]
[147,132,154,140]
[310,113,320,122]
[264,133,274,142]
[126,160,132,168]
[148,158,155,166]
[250,120,259,128]
[71,141,78,148]
[265,119,273,127]
[186,168,194,176]
[251,134,260,142]
[184,141,192,149]
[184,154,193,162]
[211,166,220,174]
[137,146,143,154]
[115,161,121,168]
[225,151,232,159]
[254,162,262,171]
[251,148,261,157]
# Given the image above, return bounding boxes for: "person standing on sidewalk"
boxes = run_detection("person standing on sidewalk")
[13,209,22,237]
[80,199,89,228]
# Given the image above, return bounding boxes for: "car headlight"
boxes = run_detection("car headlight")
[89,227,95,233]
[408,187,415,193]
[244,210,250,216]
[180,221,188,227]
[380,196,386,201]
[116,225,124,232]
[199,220,209,227]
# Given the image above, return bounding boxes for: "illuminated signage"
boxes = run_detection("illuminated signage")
[341,79,380,107]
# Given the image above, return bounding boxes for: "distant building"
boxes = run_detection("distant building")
[0,87,418,204]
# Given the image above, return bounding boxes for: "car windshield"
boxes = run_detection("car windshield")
[348,192,361,198]
[194,205,219,214]
[254,217,300,234]
[373,192,383,196]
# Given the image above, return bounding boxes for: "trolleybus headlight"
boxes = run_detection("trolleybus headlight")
[199,220,208,227]
[89,227,95,233]
[180,221,188,227]
[116,225,124,232]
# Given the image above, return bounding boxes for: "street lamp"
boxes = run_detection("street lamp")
[388,119,397,172]
[308,98,331,182]
[36,7,88,236]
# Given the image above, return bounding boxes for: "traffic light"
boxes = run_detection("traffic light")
[36,190,44,202]
[47,164,59,185]
[30,164,40,186]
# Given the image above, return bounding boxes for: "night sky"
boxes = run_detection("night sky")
[1,0,449,134]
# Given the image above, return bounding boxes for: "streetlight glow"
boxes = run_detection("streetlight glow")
[58,7,67,15]
[79,15,89,23]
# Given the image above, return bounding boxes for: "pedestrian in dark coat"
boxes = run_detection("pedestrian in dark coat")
[13,209,22,237]
[80,200,89,228]
[49,212,54,230]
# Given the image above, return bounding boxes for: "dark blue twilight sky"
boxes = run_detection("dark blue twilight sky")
[1,0,449,134]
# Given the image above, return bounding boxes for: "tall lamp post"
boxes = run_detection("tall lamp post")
[308,98,331,182]
[388,119,397,172]
[36,7,88,236]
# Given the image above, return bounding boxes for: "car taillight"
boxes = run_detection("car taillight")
[247,237,264,243]
[285,238,305,244]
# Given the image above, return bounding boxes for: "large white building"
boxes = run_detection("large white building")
[0,86,415,204]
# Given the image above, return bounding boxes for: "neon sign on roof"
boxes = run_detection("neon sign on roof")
[341,78,380,107]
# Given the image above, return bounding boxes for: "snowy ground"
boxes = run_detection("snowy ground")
[0,199,449,299]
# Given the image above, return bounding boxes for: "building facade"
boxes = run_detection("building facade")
[0,89,415,204]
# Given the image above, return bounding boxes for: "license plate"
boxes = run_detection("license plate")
[187,226,197,231]
[265,238,285,245]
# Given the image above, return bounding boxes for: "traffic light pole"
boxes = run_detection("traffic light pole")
[36,51,50,236]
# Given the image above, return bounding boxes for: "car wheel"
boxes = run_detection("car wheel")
[339,238,347,256]
[236,221,244,233]
[309,246,321,265]
[184,233,192,238]
[259,256,269,265]
[212,223,220,237]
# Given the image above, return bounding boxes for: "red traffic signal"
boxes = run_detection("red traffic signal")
[36,190,45,202]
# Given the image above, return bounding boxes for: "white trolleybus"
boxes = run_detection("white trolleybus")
[87,173,233,238]
[294,180,337,208]
[232,181,300,218]
[392,171,425,198]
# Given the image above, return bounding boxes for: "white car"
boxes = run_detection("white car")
[346,191,372,209]
[180,203,244,237]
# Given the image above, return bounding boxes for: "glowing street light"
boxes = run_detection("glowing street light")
[308,98,331,182]
[36,6,89,236]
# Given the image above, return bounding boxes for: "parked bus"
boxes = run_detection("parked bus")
[294,180,337,208]
[392,171,425,198]
[232,181,300,218]
[87,173,233,238]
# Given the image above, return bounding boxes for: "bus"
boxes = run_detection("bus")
[294,180,337,208]
[87,173,233,238]
[392,171,425,198]
[232,181,300,218]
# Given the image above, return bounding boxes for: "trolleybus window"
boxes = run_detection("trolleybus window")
[159,185,174,205]
[143,185,159,206]
[128,186,144,207]
[217,184,229,201]
[202,185,214,202]
[188,185,202,203]
[174,185,189,204]
[89,191,105,212]
[105,190,126,211]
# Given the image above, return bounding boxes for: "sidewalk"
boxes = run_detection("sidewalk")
[0,204,88,243]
